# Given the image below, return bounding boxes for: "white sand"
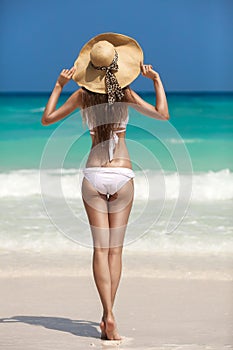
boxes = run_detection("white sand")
[0,253,233,349]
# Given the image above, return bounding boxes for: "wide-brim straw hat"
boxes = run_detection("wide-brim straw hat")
[72,32,144,94]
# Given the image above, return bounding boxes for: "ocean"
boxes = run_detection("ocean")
[0,92,233,272]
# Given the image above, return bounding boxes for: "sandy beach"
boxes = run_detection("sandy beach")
[0,252,232,350]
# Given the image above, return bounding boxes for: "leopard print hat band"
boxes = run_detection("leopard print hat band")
[91,51,124,105]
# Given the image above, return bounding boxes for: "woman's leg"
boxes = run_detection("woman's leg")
[82,178,112,338]
[106,179,134,339]
[108,179,134,306]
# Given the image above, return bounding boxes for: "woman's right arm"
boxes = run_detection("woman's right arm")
[127,64,170,120]
[41,67,82,126]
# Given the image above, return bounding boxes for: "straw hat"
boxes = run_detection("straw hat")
[72,32,144,95]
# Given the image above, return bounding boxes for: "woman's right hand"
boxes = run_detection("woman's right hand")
[140,64,160,81]
[56,66,76,88]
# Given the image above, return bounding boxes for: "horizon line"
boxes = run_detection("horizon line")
[0,90,233,95]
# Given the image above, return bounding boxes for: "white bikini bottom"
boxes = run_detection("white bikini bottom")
[83,167,135,195]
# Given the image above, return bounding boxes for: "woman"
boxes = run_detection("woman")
[41,33,169,341]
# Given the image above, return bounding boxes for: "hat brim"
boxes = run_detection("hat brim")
[72,33,144,94]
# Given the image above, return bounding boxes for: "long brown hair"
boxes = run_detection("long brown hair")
[81,86,134,144]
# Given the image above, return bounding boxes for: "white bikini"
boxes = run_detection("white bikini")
[83,166,135,196]
[83,115,135,196]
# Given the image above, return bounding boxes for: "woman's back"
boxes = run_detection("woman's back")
[81,87,133,168]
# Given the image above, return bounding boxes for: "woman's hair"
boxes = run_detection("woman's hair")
[81,86,134,145]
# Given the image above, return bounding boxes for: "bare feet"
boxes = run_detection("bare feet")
[100,317,107,340]
[103,313,121,341]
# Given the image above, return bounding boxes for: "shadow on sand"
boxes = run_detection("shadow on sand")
[0,315,100,338]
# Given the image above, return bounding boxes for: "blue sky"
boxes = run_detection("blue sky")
[1,0,233,92]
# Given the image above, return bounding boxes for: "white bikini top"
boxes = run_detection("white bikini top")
[87,115,129,162]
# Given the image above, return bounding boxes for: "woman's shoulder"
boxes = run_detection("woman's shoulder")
[123,87,143,105]
[69,88,83,108]
[71,88,83,98]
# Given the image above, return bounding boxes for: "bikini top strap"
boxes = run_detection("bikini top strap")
[89,128,126,135]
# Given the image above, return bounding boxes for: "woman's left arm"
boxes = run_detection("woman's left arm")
[41,67,82,126]
[126,65,170,120]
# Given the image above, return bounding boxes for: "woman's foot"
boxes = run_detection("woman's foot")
[100,317,107,340]
[103,312,121,341]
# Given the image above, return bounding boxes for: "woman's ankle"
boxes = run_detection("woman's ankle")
[103,310,114,319]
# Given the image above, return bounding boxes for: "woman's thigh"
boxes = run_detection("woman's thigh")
[82,177,109,248]
[108,179,134,248]
[82,177,134,248]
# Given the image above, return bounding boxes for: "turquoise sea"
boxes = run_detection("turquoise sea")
[0,92,233,171]
[0,92,233,266]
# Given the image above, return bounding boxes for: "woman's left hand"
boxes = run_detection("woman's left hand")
[56,66,76,88]
[141,64,160,81]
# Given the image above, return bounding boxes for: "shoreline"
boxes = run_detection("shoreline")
[1,250,233,280]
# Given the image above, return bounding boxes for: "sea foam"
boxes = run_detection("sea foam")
[0,168,233,201]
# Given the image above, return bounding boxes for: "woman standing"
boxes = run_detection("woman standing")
[41,33,169,341]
